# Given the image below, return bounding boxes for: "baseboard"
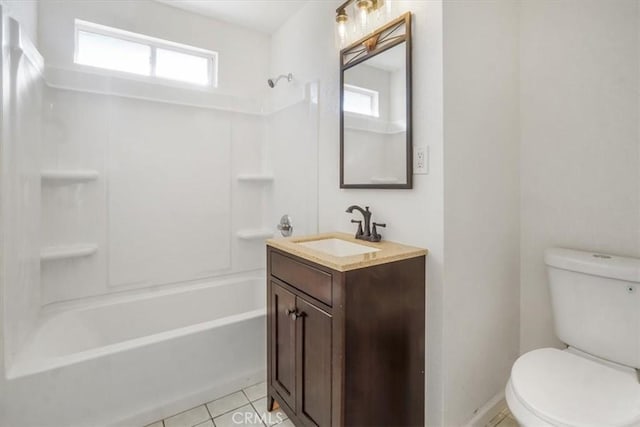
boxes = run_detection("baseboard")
[464,391,507,427]
[108,368,266,427]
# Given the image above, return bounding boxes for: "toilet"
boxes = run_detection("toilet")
[506,248,640,427]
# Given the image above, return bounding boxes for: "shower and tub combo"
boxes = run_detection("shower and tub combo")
[0,5,318,426]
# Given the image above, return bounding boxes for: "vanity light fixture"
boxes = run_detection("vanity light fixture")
[334,0,397,49]
[335,8,348,48]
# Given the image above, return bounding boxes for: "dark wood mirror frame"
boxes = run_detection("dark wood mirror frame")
[340,12,412,189]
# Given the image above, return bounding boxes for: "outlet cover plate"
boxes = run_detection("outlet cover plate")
[414,145,429,175]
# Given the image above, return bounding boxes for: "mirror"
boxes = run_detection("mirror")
[340,13,412,189]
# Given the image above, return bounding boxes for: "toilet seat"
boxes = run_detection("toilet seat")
[509,348,640,427]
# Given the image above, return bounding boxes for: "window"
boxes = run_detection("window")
[343,84,379,117]
[74,20,218,87]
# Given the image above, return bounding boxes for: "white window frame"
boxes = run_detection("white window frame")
[74,19,219,88]
[343,84,380,118]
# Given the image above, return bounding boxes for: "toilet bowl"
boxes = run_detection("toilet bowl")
[507,248,640,427]
[506,347,640,427]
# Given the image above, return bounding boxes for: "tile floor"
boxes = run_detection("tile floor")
[487,407,519,427]
[148,381,519,427]
[145,382,292,427]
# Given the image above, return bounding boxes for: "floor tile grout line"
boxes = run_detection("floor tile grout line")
[204,399,213,420]
[249,395,286,427]
[208,392,253,420]
[154,384,269,427]
[163,403,211,427]
[248,399,265,427]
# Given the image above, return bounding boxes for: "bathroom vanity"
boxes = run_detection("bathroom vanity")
[266,233,426,427]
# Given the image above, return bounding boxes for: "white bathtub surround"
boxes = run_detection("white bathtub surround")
[1,1,319,422]
[31,0,319,308]
[148,382,289,427]
[2,275,266,427]
[36,67,318,305]
[0,7,44,374]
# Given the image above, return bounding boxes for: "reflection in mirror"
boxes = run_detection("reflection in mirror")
[340,12,411,189]
[343,42,406,186]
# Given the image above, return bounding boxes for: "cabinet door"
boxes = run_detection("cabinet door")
[296,297,332,427]
[269,282,297,410]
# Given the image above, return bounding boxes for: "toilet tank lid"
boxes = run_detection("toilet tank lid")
[545,248,640,283]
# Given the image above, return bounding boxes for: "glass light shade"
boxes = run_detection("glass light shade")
[335,10,349,49]
[334,0,400,51]
[385,0,394,16]
[335,21,347,49]
[357,5,369,33]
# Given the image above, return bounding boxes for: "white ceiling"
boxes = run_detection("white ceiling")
[155,0,309,34]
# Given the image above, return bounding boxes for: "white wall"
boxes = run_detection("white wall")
[267,88,319,240]
[442,1,520,424]
[38,0,269,99]
[519,0,640,353]
[0,0,37,44]
[271,2,522,426]
[441,3,640,424]
[270,1,446,425]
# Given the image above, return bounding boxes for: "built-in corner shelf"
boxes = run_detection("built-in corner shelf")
[237,174,274,183]
[41,170,99,184]
[236,228,274,240]
[40,244,98,262]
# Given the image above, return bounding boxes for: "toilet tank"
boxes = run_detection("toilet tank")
[545,248,640,368]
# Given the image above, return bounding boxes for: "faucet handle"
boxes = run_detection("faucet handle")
[371,222,386,242]
[351,219,364,237]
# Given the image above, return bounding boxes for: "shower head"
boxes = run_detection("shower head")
[268,73,293,88]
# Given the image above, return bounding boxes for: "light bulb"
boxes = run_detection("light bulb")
[336,22,346,48]
[358,6,368,32]
[335,9,349,49]
[356,0,372,33]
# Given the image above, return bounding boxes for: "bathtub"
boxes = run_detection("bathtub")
[1,274,266,427]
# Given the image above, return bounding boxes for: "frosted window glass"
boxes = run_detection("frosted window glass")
[76,31,151,76]
[155,48,210,86]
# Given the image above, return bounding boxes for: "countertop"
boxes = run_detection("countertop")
[266,232,428,272]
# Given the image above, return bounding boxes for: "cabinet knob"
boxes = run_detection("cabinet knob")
[286,308,302,320]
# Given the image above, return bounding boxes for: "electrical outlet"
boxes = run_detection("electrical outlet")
[414,145,428,175]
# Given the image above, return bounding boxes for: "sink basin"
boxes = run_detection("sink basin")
[297,238,380,257]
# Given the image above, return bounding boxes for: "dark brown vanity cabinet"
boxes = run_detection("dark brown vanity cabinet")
[267,246,426,427]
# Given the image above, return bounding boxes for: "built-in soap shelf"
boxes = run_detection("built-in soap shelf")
[237,174,274,183]
[236,228,274,240]
[41,170,99,184]
[41,244,98,261]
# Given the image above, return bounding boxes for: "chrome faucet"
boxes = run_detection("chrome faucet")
[345,205,386,242]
